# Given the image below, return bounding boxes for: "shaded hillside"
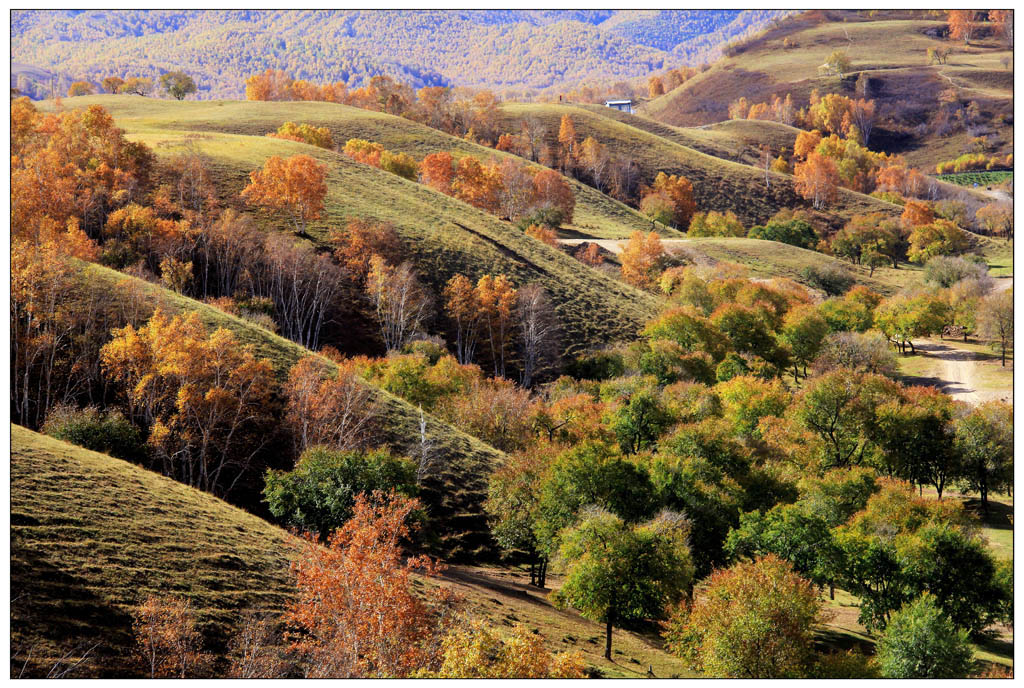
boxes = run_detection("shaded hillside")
[641,11,1013,170]
[77,261,506,560]
[10,424,300,677]
[498,101,900,231]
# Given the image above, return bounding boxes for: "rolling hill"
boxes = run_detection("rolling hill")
[43,96,662,358]
[641,11,1013,171]
[498,101,901,231]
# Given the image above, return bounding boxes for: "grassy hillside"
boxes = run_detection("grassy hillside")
[10,424,300,677]
[641,11,1013,171]
[79,260,504,559]
[579,103,802,167]
[676,238,920,295]
[64,95,665,241]
[497,101,900,231]
[47,96,661,357]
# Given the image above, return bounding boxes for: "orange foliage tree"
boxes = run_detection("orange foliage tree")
[947,10,978,43]
[443,274,483,365]
[452,157,502,214]
[557,114,579,173]
[900,200,935,228]
[531,168,576,223]
[132,595,204,678]
[647,172,696,229]
[241,155,328,235]
[329,218,404,281]
[284,355,378,454]
[285,491,458,678]
[793,152,839,210]
[100,309,275,496]
[419,151,457,195]
[620,231,666,288]
[476,274,519,379]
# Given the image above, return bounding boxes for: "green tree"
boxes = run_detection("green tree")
[534,441,658,558]
[263,446,417,539]
[609,389,674,454]
[876,595,973,679]
[780,304,829,381]
[977,288,1013,366]
[553,508,693,660]
[954,401,1013,513]
[160,71,197,100]
[726,505,838,590]
[747,215,816,248]
[664,555,826,677]
[874,292,950,354]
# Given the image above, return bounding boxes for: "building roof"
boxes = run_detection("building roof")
[604,99,633,105]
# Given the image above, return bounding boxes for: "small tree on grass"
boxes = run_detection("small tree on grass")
[553,508,693,660]
[977,288,1013,366]
[160,71,197,100]
[954,401,1013,514]
[876,595,973,678]
[133,595,204,678]
[664,555,828,678]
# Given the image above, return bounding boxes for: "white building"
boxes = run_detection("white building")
[604,99,634,114]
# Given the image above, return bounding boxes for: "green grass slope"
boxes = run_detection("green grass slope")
[50,96,660,357]
[52,95,663,241]
[79,261,505,559]
[10,424,300,677]
[497,101,900,232]
[578,103,802,167]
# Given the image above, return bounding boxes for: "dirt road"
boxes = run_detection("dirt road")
[558,238,695,256]
[905,339,1012,405]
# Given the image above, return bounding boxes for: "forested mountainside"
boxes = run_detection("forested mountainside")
[11,9,788,99]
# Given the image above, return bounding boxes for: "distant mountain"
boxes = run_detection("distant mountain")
[11,10,789,99]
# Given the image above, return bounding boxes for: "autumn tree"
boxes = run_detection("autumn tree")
[947,10,978,44]
[620,231,666,289]
[245,69,294,101]
[648,75,666,98]
[100,309,275,496]
[977,288,1013,366]
[452,156,501,214]
[428,622,584,678]
[874,291,950,354]
[476,274,518,378]
[648,172,696,228]
[67,81,94,97]
[907,220,968,264]
[120,77,154,96]
[975,202,1012,240]
[160,71,197,100]
[989,10,1013,48]
[270,121,334,149]
[557,114,579,173]
[793,129,823,159]
[689,210,746,238]
[495,158,536,221]
[821,50,852,78]
[553,508,693,660]
[443,274,482,365]
[419,151,456,195]
[794,152,839,210]
[102,76,125,94]
[366,255,431,352]
[283,355,378,454]
[573,242,604,267]
[285,491,457,678]
[578,136,611,192]
[517,284,559,387]
[132,596,204,678]
[329,218,404,282]
[241,154,328,235]
[227,614,289,679]
[664,556,828,678]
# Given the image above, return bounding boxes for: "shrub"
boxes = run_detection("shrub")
[800,263,855,296]
[566,350,625,381]
[923,255,988,287]
[876,595,974,679]
[42,404,147,462]
[263,446,418,539]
